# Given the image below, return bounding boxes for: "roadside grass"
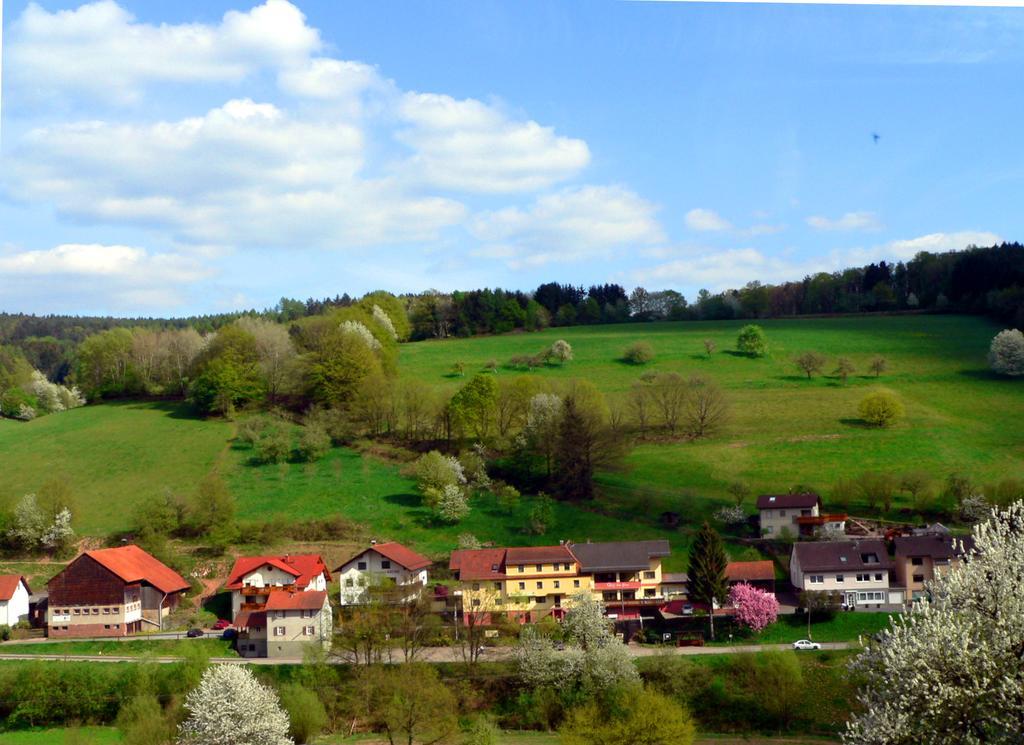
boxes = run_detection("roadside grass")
[0,638,234,657]
[0,727,121,744]
[708,611,893,645]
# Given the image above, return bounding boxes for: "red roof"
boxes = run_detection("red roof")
[726,560,776,583]
[225,554,330,591]
[264,590,328,611]
[449,548,507,580]
[0,575,30,601]
[234,610,266,629]
[337,542,432,573]
[83,545,189,594]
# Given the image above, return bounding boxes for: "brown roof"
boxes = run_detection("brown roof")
[726,560,775,582]
[337,543,432,573]
[793,539,891,573]
[450,548,507,581]
[0,575,30,601]
[264,590,328,611]
[225,554,330,591]
[82,545,189,594]
[756,493,822,510]
[234,610,266,629]
[505,545,575,565]
[893,534,975,561]
[568,540,671,572]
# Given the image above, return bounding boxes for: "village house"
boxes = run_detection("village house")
[449,540,670,623]
[46,545,189,637]
[726,560,777,594]
[892,533,975,604]
[790,539,902,611]
[223,554,330,622]
[234,590,332,659]
[757,493,822,538]
[0,576,31,627]
[335,542,432,605]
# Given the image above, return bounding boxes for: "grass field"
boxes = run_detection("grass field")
[401,314,1024,520]
[0,637,234,657]
[0,728,121,744]
[708,611,892,645]
[0,315,1019,567]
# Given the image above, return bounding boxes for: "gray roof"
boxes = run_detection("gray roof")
[894,534,975,561]
[793,539,891,573]
[568,540,671,572]
[756,492,821,510]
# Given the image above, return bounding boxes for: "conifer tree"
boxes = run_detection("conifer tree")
[687,521,729,640]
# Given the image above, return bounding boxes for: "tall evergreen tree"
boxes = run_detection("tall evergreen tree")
[555,396,594,501]
[688,521,729,640]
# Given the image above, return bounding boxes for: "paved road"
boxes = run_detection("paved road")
[0,641,854,665]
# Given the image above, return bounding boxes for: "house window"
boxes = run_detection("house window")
[472,583,480,591]
[536,581,543,589]
[274,626,286,637]
[875,573,883,581]
[103,608,110,615]
[104,624,110,629]
[536,564,543,572]
[74,609,81,615]
[471,598,481,607]
[381,560,391,569]
[809,575,824,584]
[357,561,367,570]
[644,589,656,597]
[305,626,315,636]
[643,571,656,579]
[573,580,580,588]
[518,565,525,573]
[911,557,923,566]
[835,575,844,583]
[912,574,925,583]
[780,509,786,517]
[493,582,502,591]
[564,563,571,571]
[518,582,526,590]
[534,596,545,604]
[345,578,354,587]
[554,581,560,589]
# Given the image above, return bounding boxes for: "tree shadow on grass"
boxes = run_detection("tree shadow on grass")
[839,417,872,428]
[957,368,1008,382]
[121,399,203,420]
[383,492,422,508]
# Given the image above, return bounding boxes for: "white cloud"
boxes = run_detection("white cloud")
[8,0,321,103]
[635,247,814,290]
[685,208,732,232]
[278,57,386,102]
[395,93,590,192]
[469,185,664,267]
[5,99,467,247]
[844,230,1002,265]
[806,211,882,231]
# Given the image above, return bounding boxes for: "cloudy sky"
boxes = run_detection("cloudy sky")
[1,0,1021,316]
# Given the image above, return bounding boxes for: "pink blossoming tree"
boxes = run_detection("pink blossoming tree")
[729,582,779,632]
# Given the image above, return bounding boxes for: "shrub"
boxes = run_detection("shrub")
[736,325,768,357]
[279,682,327,744]
[713,505,747,525]
[988,328,1024,376]
[253,423,293,463]
[858,389,904,427]
[623,341,654,365]
[550,339,573,364]
[296,421,331,462]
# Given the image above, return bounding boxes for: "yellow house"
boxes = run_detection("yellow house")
[449,540,671,623]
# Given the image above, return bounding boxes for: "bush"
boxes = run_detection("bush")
[251,419,293,463]
[736,325,768,357]
[279,683,327,744]
[296,421,331,462]
[622,341,654,365]
[858,390,904,427]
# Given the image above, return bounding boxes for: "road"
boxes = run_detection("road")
[0,641,854,665]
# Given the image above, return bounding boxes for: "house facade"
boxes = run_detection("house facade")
[335,542,432,605]
[46,545,189,637]
[892,534,975,603]
[449,540,670,623]
[757,493,822,538]
[0,576,31,627]
[234,590,332,659]
[790,539,901,611]
[224,554,330,622]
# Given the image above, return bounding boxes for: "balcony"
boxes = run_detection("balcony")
[241,584,296,596]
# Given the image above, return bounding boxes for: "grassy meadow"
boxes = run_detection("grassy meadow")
[0,314,1019,570]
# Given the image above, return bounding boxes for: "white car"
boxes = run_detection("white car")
[792,639,821,651]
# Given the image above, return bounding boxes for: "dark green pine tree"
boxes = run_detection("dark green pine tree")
[687,521,729,640]
[554,396,594,501]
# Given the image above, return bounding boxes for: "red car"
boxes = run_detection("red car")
[213,619,231,630]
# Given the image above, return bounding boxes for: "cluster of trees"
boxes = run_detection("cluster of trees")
[0,346,85,420]
[625,372,729,438]
[793,352,888,382]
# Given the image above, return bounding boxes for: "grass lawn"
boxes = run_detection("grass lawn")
[711,611,894,645]
[323,734,836,744]
[0,728,120,744]
[0,637,235,657]
[400,315,1024,521]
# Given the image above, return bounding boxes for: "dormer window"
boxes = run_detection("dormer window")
[862,553,879,564]
[491,564,499,572]
[839,556,848,563]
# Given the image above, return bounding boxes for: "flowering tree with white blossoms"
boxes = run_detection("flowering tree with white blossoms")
[729,582,779,633]
[844,501,1024,745]
[515,592,638,693]
[988,328,1024,376]
[178,664,293,745]
[371,304,398,340]
[339,320,382,351]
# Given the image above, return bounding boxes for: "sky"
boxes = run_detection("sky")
[0,0,1021,317]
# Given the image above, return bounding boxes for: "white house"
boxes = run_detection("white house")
[757,493,821,538]
[0,575,31,627]
[224,554,330,622]
[335,542,432,605]
[790,539,903,611]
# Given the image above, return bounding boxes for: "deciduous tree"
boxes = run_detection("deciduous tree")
[177,664,292,745]
[988,328,1024,376]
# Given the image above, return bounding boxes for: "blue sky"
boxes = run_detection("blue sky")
[1,0,1021,316]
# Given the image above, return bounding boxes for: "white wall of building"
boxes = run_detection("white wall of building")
[338,550,428,605]
[0,581,30,626]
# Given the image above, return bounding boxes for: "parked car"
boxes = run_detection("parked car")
[792,639,821,650]
[186,628,205,638]
[213,619,231,630]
